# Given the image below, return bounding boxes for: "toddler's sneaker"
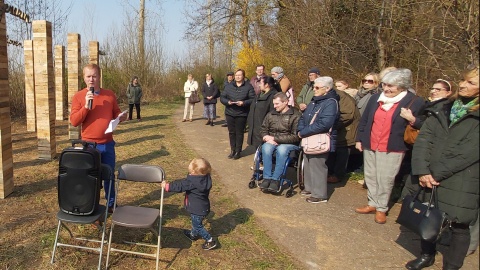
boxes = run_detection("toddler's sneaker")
[202,239,217,250]
[183,229,199,241]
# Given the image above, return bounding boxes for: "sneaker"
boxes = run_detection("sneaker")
[202,239,217,250]
[259,179,271,189]
[306,197,327,203]
[300,190,311,196]
[183,229,200,241]
[267,180,280,192]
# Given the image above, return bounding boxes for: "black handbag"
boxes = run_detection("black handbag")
[396,186,450,243]
[188,91,200,104]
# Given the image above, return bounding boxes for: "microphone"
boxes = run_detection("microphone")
[88,87,94,109]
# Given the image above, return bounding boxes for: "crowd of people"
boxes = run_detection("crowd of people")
[178,64,478,268]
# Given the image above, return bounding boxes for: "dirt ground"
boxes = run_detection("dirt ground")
[176,103,479,270]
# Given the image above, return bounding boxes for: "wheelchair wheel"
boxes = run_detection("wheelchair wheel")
[296,151,305,190]
[248,180,256,189]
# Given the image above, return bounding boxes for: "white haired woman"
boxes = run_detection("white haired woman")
[354,68,425,224]
[297,77,340,203]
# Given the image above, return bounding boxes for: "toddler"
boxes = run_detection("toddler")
[161,158,216,250]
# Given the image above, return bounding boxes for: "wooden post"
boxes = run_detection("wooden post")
[67,33,81,140]
[33,20,56,160]
[54,45,65,120]
[0,0,14,198]
[24,40,36,131]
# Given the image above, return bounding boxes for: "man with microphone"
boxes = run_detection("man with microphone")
[70,63,127,213]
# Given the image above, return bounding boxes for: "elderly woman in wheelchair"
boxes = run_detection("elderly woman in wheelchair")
[251,92,301,194]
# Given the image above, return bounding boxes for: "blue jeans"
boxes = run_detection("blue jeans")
[191,214,211,241]
[95,141,116,207]
[262,143,298,181]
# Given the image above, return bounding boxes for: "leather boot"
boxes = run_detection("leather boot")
[374,211,387,224]
[233,152,241,160]
[227,150,235,159]
[205,119,211,125]
[405,254,435,270]
[355,205,376,214]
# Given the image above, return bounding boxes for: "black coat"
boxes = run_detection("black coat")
[247,89,278,147]
[220,80,255,117]
[167,174,212,216]
[356,91,425,152]
[412,99,479,225]
[202,80,219,104]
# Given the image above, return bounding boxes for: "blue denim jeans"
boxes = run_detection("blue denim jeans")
[262,143,299,181]
[191,214,211,241]
[95,141,116,207]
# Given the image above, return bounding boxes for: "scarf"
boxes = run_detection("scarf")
[206,80,212,86]
[449,97,478,126]
[377,91,408,111]
[356,87,378,98]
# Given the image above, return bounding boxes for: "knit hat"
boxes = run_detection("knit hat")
[308,67,320,75]
[271,67,284,74]
[226,71,234,76]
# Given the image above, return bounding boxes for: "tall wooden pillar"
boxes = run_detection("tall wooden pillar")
[24,40,36,132]
[54,45,65,120]
[67,33,81,140]
[0,0,14,198]
[33,20,56,160]
[89,41,102,87]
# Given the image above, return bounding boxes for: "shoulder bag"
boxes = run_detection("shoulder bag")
[404,96,420,144]
[188,90,201,104]
[300,99,337,155]
[396,186,450,243]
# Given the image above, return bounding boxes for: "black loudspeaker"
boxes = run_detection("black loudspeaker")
[58,140,102,215]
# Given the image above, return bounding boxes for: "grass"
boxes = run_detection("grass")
[0,101,300,269]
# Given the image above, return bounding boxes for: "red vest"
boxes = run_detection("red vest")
[370,103,399,152]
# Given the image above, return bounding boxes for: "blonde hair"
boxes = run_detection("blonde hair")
[452,66,479,112]
[83,63,100,75]
[188,158,212,175]
[360,72,380,88]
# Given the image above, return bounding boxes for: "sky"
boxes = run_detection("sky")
[59,0,187,58]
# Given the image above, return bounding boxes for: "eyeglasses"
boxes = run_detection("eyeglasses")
[362,79,374,84]
[430,87,448,92]
[314,86,324,90]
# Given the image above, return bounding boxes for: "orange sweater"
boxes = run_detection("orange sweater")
[70,88,122,144]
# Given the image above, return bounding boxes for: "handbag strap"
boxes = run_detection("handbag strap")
[406,95,418,109]
[413,186,440,211]
[308,98,338,133]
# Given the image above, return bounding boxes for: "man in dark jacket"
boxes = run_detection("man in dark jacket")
[258,92,301,192]
[326,89,361,183]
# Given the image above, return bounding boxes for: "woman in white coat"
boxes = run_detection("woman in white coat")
[183,74,199,122]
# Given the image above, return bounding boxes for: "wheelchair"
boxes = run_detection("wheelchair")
[248,144,305,197]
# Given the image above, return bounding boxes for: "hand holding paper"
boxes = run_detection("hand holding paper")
[105,110,128,134]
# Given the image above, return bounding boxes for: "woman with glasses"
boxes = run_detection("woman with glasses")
[406,66,479,270]
[297,77,340,203]
[354,68,425,224]
[354,73,381,115]
[399,79,453,200]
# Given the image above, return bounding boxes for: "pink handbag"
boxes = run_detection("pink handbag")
[300,100,337,154]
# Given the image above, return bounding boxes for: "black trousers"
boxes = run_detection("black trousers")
[225,115,247,153]
[128,103,141,119]
[326,146,351,179]
[421,223,470,269]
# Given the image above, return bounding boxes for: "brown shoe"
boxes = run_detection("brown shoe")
[327,175,340,183]
[374,211,387,224]
[182,119,186,122]
[355,205,376,214]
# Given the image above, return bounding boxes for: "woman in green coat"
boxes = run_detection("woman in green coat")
[126,76,143,121]
[407,66,479,270]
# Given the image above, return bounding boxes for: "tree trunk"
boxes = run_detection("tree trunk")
[376,0,387,70]
[138,0,145,75]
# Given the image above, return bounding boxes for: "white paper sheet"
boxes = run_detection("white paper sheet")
[105,110,128,134]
